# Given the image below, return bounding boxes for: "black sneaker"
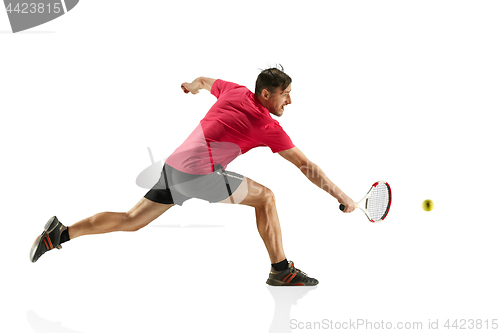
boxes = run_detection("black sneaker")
[30,216,66,263]
[266,261,319,286]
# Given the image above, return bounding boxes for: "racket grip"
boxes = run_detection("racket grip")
[339,204,345,211]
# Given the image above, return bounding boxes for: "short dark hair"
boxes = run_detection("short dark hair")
[255,64,292,96]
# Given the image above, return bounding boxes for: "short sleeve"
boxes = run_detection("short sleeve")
[262,121,295,153]
[211,80,242,99]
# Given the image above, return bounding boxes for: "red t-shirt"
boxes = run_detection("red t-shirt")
[166,79,295,174]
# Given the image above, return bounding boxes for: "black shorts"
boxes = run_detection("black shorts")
[144,164,245,206]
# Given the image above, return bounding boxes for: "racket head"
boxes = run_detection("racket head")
[364,180,392,222]
[339,181,392,223]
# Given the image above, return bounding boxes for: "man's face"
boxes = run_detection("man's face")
[262,84,292,117]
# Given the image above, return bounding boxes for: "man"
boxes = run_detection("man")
[30,66,356,286]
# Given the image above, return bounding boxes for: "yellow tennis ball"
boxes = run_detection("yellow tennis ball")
[422,199,434,211]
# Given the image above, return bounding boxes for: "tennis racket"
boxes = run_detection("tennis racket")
[339,180,392,223]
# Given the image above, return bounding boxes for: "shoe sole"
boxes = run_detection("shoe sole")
[266,279,317,286]
[30,216,60,263]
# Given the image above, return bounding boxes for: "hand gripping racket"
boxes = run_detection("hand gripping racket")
[339,181,392,223]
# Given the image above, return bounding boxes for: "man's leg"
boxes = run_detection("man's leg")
[68,198,174,239]
[219,177,285,264]
[219,177,318,285]
[30,197,173,262]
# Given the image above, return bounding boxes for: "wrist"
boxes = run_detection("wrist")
[334,190,347,201]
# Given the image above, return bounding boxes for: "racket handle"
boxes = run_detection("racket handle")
[339,203,358,211]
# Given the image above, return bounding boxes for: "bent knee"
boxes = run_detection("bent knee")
[261,187,276,206]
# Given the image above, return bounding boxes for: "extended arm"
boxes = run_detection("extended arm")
[278,147,356,212]
[181,77,216,94]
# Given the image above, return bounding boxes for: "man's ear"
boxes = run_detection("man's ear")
[261,88,271,100]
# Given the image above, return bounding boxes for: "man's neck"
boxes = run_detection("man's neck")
[255,94,268,110]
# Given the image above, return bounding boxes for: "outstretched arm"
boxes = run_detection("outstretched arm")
[278,147,356,213]
[181,77,216,94]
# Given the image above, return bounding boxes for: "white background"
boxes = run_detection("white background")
[1,1,499,332]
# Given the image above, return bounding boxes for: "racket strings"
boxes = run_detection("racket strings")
[367,184,390,221]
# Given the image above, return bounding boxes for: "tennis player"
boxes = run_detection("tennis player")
[30,66,356,286]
